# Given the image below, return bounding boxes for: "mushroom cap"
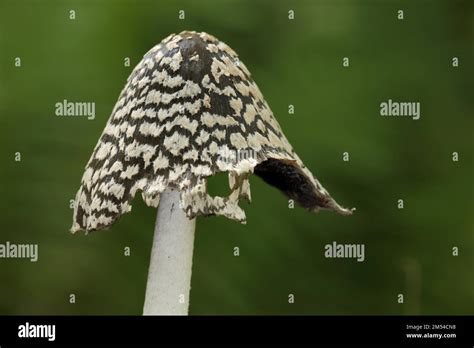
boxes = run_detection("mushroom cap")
[71,31,354,233]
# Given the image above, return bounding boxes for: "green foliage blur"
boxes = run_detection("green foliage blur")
[0,0,472,315]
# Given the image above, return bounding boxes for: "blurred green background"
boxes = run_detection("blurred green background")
[0,0,473,315]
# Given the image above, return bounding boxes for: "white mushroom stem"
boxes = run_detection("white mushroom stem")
[143,189,196,315]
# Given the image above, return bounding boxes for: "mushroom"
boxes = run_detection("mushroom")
[71,31,354,315]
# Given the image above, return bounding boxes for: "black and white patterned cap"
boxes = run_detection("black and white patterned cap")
[71,31,354,233]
